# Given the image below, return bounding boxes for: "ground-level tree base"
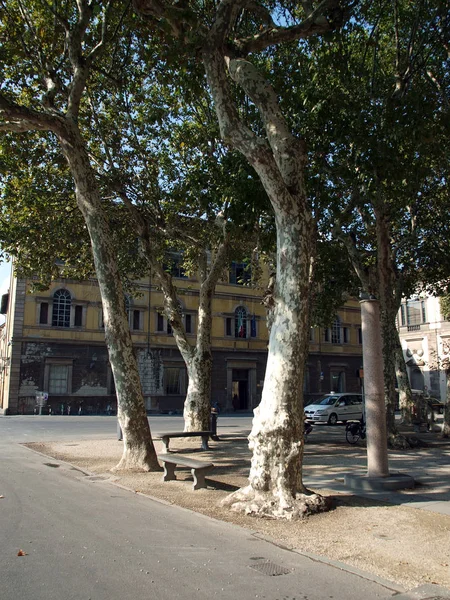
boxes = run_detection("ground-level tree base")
[387,432,423,450]
[221,485,333,520]
[112,445,161,472]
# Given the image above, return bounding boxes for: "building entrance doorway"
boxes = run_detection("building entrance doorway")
[232,369,249,410]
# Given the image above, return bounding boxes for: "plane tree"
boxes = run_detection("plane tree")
[269,0,450,441]
[0,0,160,470]
[86,54,272,431]
[132,0,360,519]
[0,13,270,433]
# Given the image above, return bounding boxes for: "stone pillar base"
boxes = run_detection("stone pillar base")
[344,472,415,491]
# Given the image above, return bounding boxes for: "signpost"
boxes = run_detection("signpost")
[35,392,48,416]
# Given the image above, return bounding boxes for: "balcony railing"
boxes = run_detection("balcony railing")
[407,324,421,332]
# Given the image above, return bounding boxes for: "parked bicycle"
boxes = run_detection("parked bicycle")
[345,418,366,444]
[304,421,313,443]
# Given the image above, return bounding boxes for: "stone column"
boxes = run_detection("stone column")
[360,297,389,478]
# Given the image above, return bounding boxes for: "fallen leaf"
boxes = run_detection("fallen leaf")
[0,495,4,499]
[17,550,28,556]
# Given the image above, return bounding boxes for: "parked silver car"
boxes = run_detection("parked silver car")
[304,393,364,425]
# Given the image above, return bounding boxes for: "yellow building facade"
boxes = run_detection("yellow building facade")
[0,266,363,415]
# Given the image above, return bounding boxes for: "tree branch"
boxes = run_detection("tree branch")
[0,94,62,133]
[235,0,348,55]
[227,56,307,192]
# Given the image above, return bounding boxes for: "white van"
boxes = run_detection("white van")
[304,393,364,425]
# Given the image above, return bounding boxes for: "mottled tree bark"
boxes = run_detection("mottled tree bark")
[223,212,329,518]
[132,0,346,518]
[203,42,328,518]
[1,104,158,471]
[58,124,159,471]
[138,230,229,432]
[375,205,414,449]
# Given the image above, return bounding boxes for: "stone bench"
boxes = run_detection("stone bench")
[158,453,214,490]
[159,431,213,452]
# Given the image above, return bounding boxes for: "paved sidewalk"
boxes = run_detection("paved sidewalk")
[304,430,450,515]
[6,416,450,593]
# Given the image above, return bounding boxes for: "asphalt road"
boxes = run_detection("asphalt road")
[0,416,405,600]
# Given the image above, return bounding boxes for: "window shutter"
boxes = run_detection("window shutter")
[74,305,83,327]
[39,302,49,325]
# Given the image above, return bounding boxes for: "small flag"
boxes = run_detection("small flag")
[238,312,245,337]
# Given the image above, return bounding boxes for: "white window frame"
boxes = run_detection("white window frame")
[44,359,73,395]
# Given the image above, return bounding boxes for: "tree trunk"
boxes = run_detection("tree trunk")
[442,370,450,438]
[394,334,415,425]
[201,40,329,518]
[184,351,213,431]
[375,206,414,449]
[183,271,215,431]
[222,212,328,519]
[58,123,159,471]
[143,238,228,432]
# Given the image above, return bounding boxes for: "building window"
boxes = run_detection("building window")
[229,262,251,285]
[157,312,164,332]
[164,367,185,394]
[400,304,406,326]
[39,302,49,325]
[358,328,362,344]
[52,289,71,327]
[235,306,247,338]
[325,318,347,344]
[405,300,426,325]
[44,361,73,395]
[164,253,187,278]
[185,314,192,334]
[132,310,141,331]
[48,365,70,394]
[331,317,341,344]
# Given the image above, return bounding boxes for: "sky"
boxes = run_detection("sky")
[0,261,12,325]
[0,261,11,295]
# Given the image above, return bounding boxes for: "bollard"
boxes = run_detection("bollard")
[210,409,220,441]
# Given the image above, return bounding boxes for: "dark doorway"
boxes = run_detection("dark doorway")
[232,369,249,410]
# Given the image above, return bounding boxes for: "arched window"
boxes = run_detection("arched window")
[235,306,247,338]
[52,289,71,327]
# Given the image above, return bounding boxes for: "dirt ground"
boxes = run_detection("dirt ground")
[26,433,450,592]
